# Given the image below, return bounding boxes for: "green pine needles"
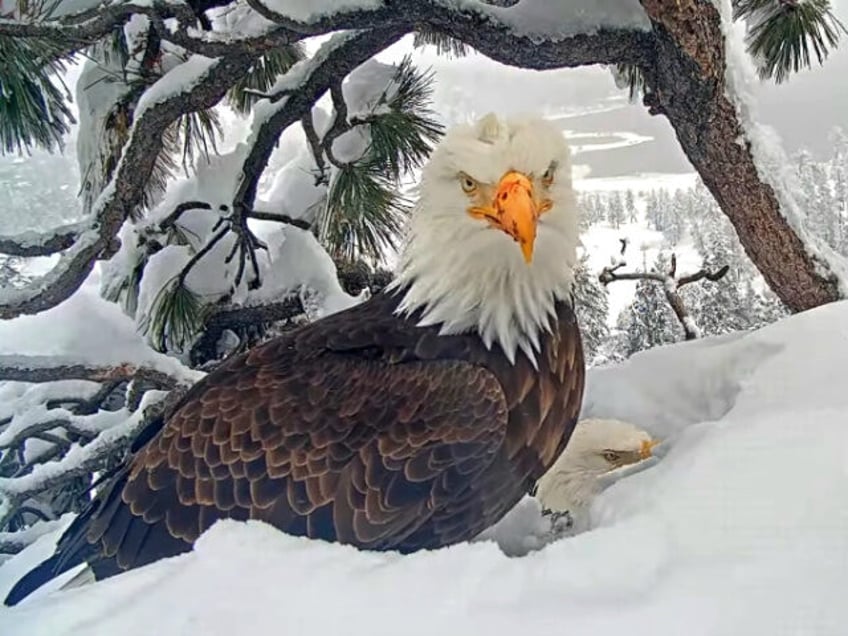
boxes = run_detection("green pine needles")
[0,37,74,154]
[318,57,443,263]
[615,0,845,98]
[735,0,847,83]
[227,45,305,114]
[139,276,209,353]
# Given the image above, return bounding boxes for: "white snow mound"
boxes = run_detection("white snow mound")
[3,301,848,635]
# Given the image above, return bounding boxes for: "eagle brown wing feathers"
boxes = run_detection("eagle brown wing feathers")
[15,291,582,591]
[45,294,526,580]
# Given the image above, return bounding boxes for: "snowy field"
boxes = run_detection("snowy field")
[2,298,848,635]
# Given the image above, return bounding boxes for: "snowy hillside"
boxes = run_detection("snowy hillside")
[3,300,848,636]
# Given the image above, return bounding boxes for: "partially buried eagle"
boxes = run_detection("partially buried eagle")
[6,113,585,605]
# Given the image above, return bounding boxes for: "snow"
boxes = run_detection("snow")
[135,55,217,118]
[475,0,651,42]
[681,314,701,338]
[0,222,85,252]
[261,0,384,22]
[247,225,366,319]
[3,300,848,634]
[0,228,100,309]
[0,394,160,500]
[0,280,202,386]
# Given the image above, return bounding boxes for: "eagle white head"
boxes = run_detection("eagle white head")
[391,113,580,363]
[534,418,659,527]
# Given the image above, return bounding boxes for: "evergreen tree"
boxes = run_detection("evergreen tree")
[607,192,626,229]
[831,127,848,219]
[644,190,660,230]
[625,189,638,223]
[620,253,682,356]
[572,253,610,366]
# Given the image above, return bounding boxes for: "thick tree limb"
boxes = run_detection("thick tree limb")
[0,356,196,389]
[636,0,844,311]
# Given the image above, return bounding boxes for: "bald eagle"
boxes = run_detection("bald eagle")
[5,113,585,605]
[534,418,659,533]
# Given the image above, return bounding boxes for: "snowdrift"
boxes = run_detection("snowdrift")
[3,301,848,636]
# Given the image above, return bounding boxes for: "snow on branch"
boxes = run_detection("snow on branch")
[0,355,197,389]
[0,515,68,555]
[0,389,172,531]
[244,0,652,45]
[600,240,729,340]
[0,221,85,257]
[0,51,258,320]
[0,1,196,53]
[234,28,408,211]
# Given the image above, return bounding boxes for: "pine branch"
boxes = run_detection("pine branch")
[0,222,84,257]
[0,389,172,531]
[233,28,409,221]
[739,0,847,82]
[599,244,729,340]
[227,45,305,114]
[0,52,257,320]
[413,27,469,57]
[0,2,196,54]
[0,36,75,153]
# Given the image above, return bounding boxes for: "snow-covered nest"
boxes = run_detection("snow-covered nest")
[3,301,848,635]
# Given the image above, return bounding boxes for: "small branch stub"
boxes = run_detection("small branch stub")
[599,241,729,340]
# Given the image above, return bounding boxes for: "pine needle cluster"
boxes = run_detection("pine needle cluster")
[318,57,443,263]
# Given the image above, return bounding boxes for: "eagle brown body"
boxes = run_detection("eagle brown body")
[6,113,586,606]
[33,289,583,585]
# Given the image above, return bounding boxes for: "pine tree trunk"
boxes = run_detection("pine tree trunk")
[639,0,842,312]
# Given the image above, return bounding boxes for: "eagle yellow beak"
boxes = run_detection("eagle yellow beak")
[640,439,660,460]
[469,171,548,263]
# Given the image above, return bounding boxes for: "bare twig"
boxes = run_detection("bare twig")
[156,200,213,233]
[300,113,331,186]
[0,417,97,452]
[600,245,729,340]
[46,380,123,415]
[248,209,312,231]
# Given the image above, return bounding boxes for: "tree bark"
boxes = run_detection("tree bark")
[638,0,841,312]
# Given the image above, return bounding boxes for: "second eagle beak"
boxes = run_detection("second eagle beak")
[470,171,541,263]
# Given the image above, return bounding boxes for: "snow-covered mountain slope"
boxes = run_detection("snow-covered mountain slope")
[3,300,848,636]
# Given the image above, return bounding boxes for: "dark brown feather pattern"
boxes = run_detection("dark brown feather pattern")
[48,289,584,578]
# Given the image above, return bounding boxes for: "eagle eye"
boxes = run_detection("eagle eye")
[602,451,620,463]
[542,161,557,187]
[459,173,478,195]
